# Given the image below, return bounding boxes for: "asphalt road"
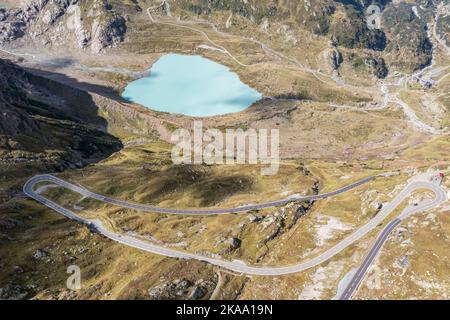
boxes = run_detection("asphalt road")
[339,179,447,300]
[338,218,402,300]
[23,174,447,276]
[23,174,376,215]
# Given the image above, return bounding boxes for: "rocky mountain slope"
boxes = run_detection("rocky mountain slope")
[0,0,444,74]
[0,58,122,171]
[0,0,129,53]
[174,0,441,73]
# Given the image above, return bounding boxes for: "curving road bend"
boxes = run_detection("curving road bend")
[339,179,447,300]
[23,174,376,215]
[23,173,447,276]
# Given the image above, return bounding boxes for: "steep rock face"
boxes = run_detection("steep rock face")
[0,58,122,165]
[435,2,449,47]
[320,46,344,75]
[382,2,433,71]
[329,6,387,51]
[0,0,127,54]
[329,48,343,70]
[0,4,35,43]
[90,10,127,53]
[0,59,39,137]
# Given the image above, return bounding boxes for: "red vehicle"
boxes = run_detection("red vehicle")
[439,172,445,178]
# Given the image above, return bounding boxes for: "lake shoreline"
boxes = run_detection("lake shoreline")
[121,54,262,117]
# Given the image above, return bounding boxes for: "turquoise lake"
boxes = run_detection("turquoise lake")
[122,54,262,117]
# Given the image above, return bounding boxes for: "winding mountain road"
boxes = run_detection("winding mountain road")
[23,173,447,276]
[24,174,376,215]
[339,178,447,299]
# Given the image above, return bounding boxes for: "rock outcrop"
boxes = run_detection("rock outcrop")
[0,284,33,300]
[90,10,127,53]
[365,56,388,79]
[0,0,127,54]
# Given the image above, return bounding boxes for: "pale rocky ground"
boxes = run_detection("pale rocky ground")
[355,207,450,300]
